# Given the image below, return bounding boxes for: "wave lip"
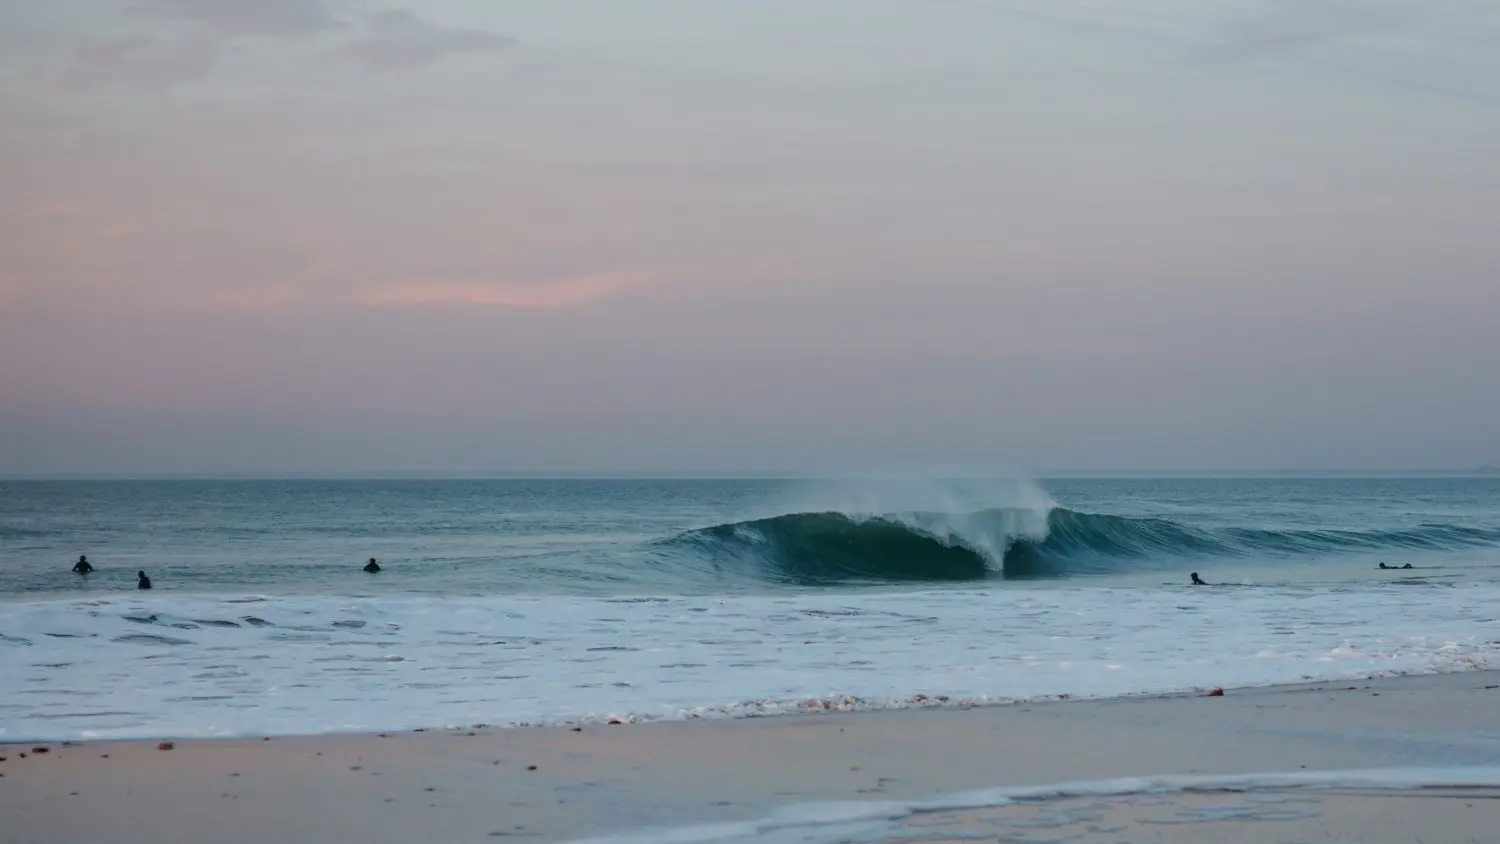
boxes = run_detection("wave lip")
[665,507,1500,583]
[668,511,1018,583]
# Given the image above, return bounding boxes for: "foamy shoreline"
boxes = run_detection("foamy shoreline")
[7,582,1499,742]
[5,669,1500,843]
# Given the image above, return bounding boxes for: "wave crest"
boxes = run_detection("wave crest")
[665,508,1500,584]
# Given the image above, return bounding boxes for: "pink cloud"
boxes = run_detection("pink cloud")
[7,199,100,221]
[196,271,650,313]
[357,273,647,309]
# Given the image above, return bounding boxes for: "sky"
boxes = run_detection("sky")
[1,0,1498,475]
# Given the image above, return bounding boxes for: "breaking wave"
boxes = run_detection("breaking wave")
[664,508,1500,584]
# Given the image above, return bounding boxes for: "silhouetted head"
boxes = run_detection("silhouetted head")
[369,558,377,564]
[79,555,88,563]
[1379,562,1389,569]
[138,570,146,578]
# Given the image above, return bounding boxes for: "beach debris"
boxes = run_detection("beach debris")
[31,747,49,754]
[526,764,538,771]
[793,694,869,712]
[570,726,582,732]
[607,716,625,725]
[1485,685,1498,690]
[1206,688,1225,697]
[157,742,175,751]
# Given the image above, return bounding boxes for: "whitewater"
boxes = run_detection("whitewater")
[2,476,1499,740]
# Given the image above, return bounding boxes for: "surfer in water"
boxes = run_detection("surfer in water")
[72,555,94,574]
[364,558,381,573]
[137,570,152,590]
[1378,563,1416,570]
[1190,572,1207,586]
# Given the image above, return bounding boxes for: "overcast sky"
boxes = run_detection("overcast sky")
[2,0,1497,475]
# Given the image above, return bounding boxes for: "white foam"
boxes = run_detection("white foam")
[560,767,1500,844]
[1,581,1498,740]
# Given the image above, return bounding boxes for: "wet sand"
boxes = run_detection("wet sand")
[4,671,1500,843]
[881,787,1500,844]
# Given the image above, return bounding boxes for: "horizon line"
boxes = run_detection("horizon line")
[2,468,1497,481]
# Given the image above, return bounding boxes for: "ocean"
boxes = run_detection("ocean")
[2,476,1498,741]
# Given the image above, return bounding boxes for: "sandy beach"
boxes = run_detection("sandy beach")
[5,670,1500,843]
